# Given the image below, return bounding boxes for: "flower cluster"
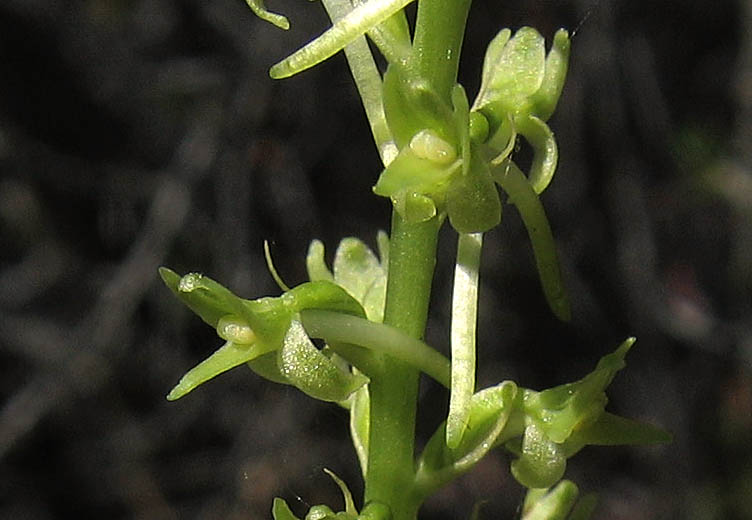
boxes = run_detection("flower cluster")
[158,2,672,518]
[162,239,669,520]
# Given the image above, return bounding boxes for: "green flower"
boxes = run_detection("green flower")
[373,28,571,233]
[472,27,570,194]
[159,268,368,402]
[415,339,671,494]
[374,80,501,233]
[507,338,672,489]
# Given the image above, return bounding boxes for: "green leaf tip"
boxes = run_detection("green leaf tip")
[245,0,290,30]
[269,0,415,79]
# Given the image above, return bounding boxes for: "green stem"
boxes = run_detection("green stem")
[363,211,440,520]
[360,3,472,516]
[412,0,473,100]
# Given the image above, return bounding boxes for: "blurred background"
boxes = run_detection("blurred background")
[1,0,750,518]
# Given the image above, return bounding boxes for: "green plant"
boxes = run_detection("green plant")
[160,1,671,518]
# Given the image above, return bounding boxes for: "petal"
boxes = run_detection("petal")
[372,145,458,203]
[284,280,366,318]
[247,350,290,385]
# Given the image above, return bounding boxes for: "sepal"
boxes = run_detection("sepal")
[445,85,502,233]
[349,384,370,478]
[515,115,558,195]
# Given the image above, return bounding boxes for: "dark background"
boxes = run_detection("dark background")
[1,0,750,518]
